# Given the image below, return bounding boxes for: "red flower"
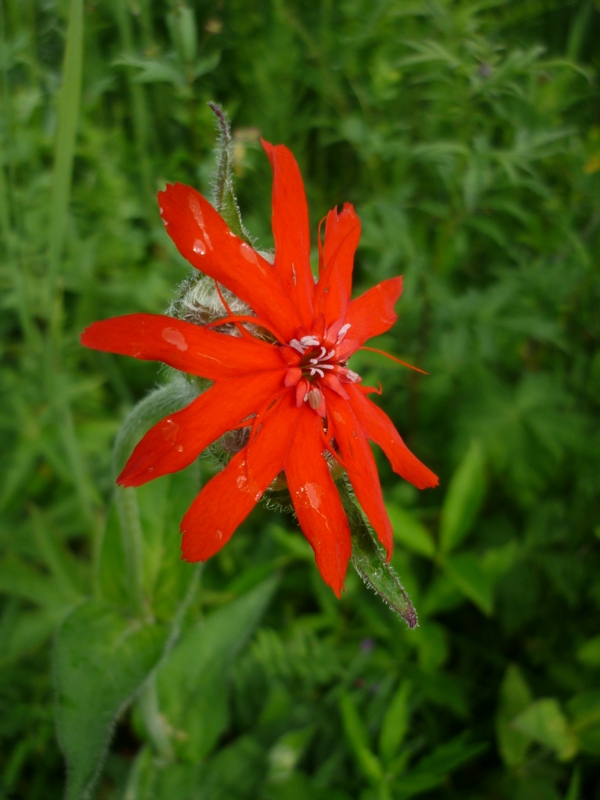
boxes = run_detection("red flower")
[82,141,437,595]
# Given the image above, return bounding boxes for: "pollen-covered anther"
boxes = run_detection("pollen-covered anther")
[306,388,324,410]
[336,323,351,343]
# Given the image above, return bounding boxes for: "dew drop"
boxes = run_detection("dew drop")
[239,242,259,265]
[215,530,223,541]
[304,482,322,510]
[162,327,188,351]
[161,418,180,445]
[176,445,184,453]
[193,239,206,255]
[254,490,263,502]
[188,194,213,249]
[236,475,248,489]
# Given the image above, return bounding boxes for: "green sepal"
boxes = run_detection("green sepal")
[340,481,418,628]
[208,102,252,244]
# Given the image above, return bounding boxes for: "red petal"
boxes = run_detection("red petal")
[342,277,403,353]
[326,391,393,557]
[347,385,438,490]
[284,406,351,596]
[158,182,300,341]
[314,204,361,324]
[181,393,299,562]
[118,370,286,487]
[262,140,315,330]
[81,314,284,380]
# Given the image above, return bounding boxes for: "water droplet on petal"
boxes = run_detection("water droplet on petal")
[307,483,322,509]
[239,242,259,265]
[215,529,223,541]
[254,490,263,502]
[162,327,188,351]
[176,445,184,453]
[162,418,180,445]
[236,475,248,489]
[193,239,206,255]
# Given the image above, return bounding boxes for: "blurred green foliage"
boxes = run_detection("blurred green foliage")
[1,0,599,798]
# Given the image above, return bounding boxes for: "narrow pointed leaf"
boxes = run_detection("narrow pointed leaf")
[55,601,169,800]
[157,576,278,760]
[440,440,486,553]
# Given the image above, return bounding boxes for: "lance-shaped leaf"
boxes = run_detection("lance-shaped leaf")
[55,600,169,800]
[156,575,278,761]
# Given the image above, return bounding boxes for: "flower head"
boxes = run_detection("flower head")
[81,140,438,595]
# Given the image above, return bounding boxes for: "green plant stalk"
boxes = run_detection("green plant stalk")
[44,0,98,531]
[115,487,147,618]
[47,0,83,320]
[138,563,202,759]
[0,1,37,348]
[138,677,174,760]
[112,0,155,220]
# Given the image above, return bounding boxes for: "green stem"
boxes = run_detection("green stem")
[116,486,147,618]
[138,677,174,760]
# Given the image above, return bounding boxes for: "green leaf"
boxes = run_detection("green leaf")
[413,732,487,775]
[167,4,197,64]
[564,767,582,800]
[577,635,600,667]
[54,600,169,800]
[386,504,436,558]
[495,664,533,767]
[267,726,316,782]
[410,621,449,672]
[513,699,578,761]
[379,680,412,763]
[567,691,600,753]
[439,440,486,553]
[339,694,383,784]
[0,557,75,609]
[442,553,493,615]
[157,576,277,761]
[98,501,133,609]
[113,55,186,87]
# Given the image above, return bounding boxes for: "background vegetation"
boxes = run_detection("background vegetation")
[1,0,599,798]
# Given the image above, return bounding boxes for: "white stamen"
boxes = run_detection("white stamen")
[309,367,325,378]
[289,339,305,354]
[337,323,351,342]
[326,349,335,359]
[300,335,320,347]
[345,369,361,382]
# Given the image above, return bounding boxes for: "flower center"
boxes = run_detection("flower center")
[281,324,361,416]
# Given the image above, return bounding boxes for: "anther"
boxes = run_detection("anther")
[306,388,324,410]
[336,323,351,342]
